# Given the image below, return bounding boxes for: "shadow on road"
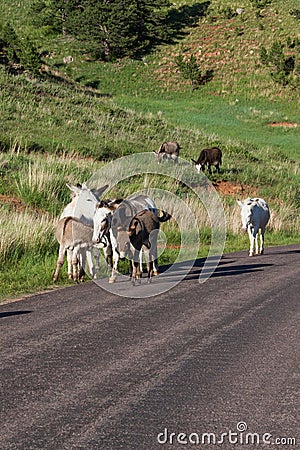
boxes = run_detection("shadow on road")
[0,311,32,319]
[187,260,274,280]
[157,256,274,282]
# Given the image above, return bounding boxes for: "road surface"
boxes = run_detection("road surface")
[0,245,299,449]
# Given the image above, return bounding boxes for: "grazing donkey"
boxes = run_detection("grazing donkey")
[191,147,222,174]
[154,141,180,164]
[237,197,270,256]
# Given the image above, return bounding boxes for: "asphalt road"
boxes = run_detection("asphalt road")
[0,245,299,450]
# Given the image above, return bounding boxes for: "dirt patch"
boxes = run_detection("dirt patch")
[0,194,46,216]
[212,180,247,196]
[0,194,26,212]
[268,122,299,128]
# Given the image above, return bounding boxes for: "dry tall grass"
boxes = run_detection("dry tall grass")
[0,206,56,264]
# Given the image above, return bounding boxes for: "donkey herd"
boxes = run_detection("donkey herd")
[53,143,270,286]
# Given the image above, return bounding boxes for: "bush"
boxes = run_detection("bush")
[250,0,272,10]
[1,22,20,66]
[18,37,41,75]
[290,9,300,21]
[260,40,295,86]
[175,54,202,90]
[0,22,41,74]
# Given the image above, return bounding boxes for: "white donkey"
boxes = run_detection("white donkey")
[237,197,270,256]
[92,200,121,283]
[54,183,109,282]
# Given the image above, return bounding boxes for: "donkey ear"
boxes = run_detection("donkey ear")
[127,225,135,236]
[112,198,123,205]
[128,220,138,235]
[92,184,109,200]
[108,200,121,210]
[66,183,81,195]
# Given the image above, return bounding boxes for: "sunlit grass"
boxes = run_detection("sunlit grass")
[0,0,300,301]
[0,205,56,265]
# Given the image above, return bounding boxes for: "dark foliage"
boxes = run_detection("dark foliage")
[29,0,211,60]
[0,23,41,74]
[260,40,296,86]
[175,53,213,90]
[289,9,300,21]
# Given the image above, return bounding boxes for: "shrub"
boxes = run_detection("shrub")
[250,0,272,10]
[290,9,300,21]
[174,54,202,90]
[260,40,295,86]
[0,22,41,74]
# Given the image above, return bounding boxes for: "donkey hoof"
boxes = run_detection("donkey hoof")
[153,271,158,276]
[109,277,116,284]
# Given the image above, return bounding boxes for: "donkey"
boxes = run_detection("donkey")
[237,197,270,256]
[117,210,171,285]
[154,141,180,164]
[92,195,163,283]
[191,147,222,174]
[53,217,96,282]
[54,183,109,281]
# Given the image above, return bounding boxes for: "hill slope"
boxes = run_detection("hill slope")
[0,0,300,300]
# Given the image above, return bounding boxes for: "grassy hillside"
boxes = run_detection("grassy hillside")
[0,0,300,300]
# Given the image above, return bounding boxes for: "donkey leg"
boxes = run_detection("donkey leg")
[248,228,255,256]
[149,231,159,276]
[77,248,86,282]
[131,250,141,285]
[139,250,143,278]
[53,246,65,282]
[253,227,260,255]
[255,235,259,255]
[92,247,100,279]
[259,229,265,254]
[72,248,79,282]
[66,248,73,280]
[84,247,96,281]
[109,248,119,283]
[144,248,153,283]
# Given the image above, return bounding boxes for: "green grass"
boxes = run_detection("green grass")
[0,253,71,301]
[1,0,300,301]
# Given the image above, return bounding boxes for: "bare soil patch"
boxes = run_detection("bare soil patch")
[0,194,26,212]
[213,180,250,196]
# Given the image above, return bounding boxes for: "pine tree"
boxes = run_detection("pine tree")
[175,54,202,90]
[260,41,295,86]
[2,22,20,66]
[29,0,80,35]
[0,22,41,74]
[30,0,172,60]
[18,37,41,74]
